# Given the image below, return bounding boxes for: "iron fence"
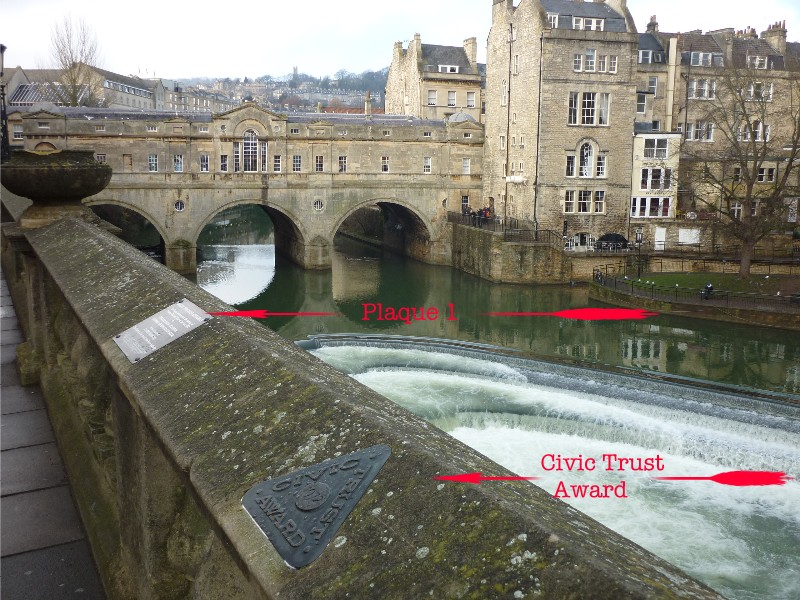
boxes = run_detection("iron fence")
[593,272,800,314]
[448,211,563,249]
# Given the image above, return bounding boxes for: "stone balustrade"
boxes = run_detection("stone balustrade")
[1,216,723,599]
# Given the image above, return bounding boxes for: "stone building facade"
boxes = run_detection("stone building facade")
[386,34,485,123]
[482,0,798,252]
[485,0,639,250]
[629,17,800,251]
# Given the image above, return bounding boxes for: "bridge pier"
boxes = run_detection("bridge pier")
[164,242,197,276]
[276,231,331,270]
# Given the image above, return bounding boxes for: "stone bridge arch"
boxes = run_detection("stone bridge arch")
[192,199,323,270]
[332,197,440,264]
[85,198,169,242]
[83,196,191,270]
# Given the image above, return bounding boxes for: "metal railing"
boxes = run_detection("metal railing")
[593,272,800,314]
[447,211,563,250]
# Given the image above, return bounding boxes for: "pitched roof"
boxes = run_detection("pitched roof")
[420,44,475,71]
[10,105,444,128]
[638,33,665,52]
[541,0,629,32]
[92,67,156,91]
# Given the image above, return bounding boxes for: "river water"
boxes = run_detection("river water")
[196,229,799,600]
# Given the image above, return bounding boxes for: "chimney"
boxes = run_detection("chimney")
[646,15,658,33]
[365,91,372,117]
[463,37,477,68]
[762,21,787,55]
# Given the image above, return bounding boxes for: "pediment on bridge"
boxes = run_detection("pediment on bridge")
[215,103,287,122]
[22,110,64,121]
[214,103,287,137]
[446,119,483,132]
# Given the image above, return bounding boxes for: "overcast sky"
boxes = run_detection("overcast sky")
[3,0,799,80]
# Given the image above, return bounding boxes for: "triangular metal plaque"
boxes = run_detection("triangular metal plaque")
[242,444,391,568]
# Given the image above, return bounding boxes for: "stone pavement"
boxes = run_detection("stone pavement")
[1,271,106,599]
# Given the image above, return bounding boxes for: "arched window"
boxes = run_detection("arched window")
[243,129,258,171]
[578,142,593,177]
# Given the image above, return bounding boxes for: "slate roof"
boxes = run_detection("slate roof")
[655,30,792,69]
[674,32,723,54]
[17,69,67,84]
[289,113,445,127]
[541,0,629,33]
[638,33,665,52]
[18,106,214,122]
[92,67,156,91]
[729,36,785,69]
[420,44,479,74]
[12,105,447,128]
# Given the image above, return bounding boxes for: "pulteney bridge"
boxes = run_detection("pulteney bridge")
[14,104,484,273]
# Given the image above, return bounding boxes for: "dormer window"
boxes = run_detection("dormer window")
[748,56,768,69]
[547,13,558,28]
[573,17,604,31]
[439,65,459,74]
[690,52,724,67]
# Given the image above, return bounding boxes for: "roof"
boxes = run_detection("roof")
[289,113,445,127]
[10,105,446,128]
[674,32,723,54]
[17,69,69,84]
[447,111,476,124]
[729,36,785,69]
[541,0,629,33]
[321,107,386,115]
[15,106,215,122]
[420,44,479,74]
[92,66,156,92]
[638,33,665,52]
[9,83,90,107]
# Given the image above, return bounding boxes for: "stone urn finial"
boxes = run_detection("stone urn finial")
[2,149,112,228]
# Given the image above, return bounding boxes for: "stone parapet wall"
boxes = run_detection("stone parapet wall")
[1,217,723,599]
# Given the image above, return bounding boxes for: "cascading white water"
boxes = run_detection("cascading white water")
[311,343,800,600]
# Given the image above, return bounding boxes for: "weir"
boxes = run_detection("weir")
[302,335,800,600]
[0,215,732,598]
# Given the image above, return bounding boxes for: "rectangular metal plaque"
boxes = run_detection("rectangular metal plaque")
[242,444,391,569]
[113,299,211,363]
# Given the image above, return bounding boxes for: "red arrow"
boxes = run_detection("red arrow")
[653,470,793,487]
[484,308,658,321]
[434,472,541,485]
[208,310,336,318]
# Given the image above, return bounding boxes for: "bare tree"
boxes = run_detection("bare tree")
[47,15,104,106]
[679,66,800,276]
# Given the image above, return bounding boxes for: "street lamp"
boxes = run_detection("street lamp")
[635,225,644,278]
[1,43,10,163]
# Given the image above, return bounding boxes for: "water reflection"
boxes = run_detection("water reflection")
[197,237,800,396]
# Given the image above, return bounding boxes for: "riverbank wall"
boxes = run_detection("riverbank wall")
[451,223,572,283]
[1,215,724,599]
[590,283,800,331]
